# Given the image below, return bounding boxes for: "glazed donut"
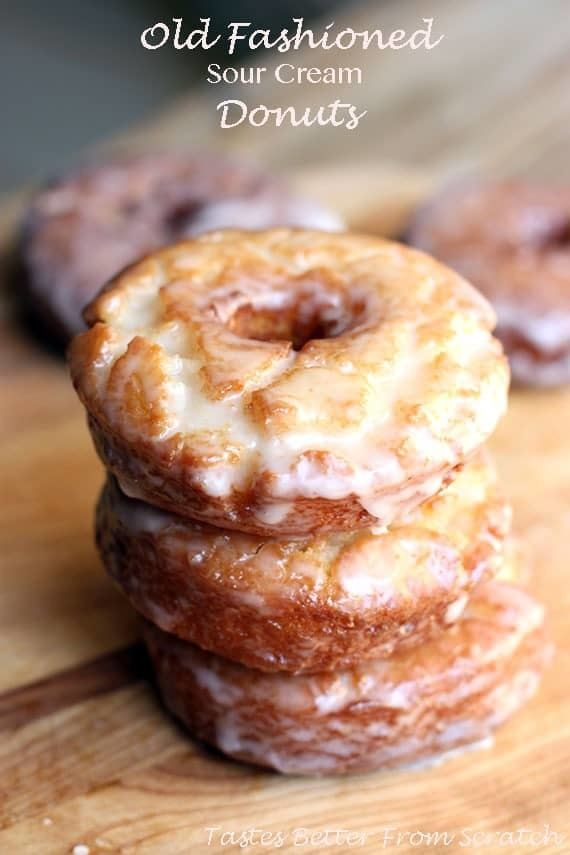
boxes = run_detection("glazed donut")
[20,152,343,342]
[143,581,551,775]
[97,455,511,673]
[70,229,509,535]
[407,181,570,386]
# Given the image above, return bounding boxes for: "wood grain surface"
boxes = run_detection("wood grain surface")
[0,163,569,854]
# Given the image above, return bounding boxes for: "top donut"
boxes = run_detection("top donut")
[69,229,509,535]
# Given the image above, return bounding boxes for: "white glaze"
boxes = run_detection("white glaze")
[444,593,469,624]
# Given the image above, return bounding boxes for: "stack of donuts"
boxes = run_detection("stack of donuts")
[68,228,551,775]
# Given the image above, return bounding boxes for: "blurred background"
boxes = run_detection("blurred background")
[2,0,570,194]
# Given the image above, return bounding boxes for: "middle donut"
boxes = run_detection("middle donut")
[97,454,511,673]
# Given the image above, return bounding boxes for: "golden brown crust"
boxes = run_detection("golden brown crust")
[20,153,342,342]
[407,180,570,386]
[97,456,511,673]
[143,581,551,775]
[70,230,509,535]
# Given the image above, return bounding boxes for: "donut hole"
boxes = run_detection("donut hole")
[544,219,570,248]
[165,201,202,236]
[226,287,368,351]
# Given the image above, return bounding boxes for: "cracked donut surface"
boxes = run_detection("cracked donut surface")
[143,580,552,775]
[407,180,570,386]
[70,229,509,535]
[97,454,511,672]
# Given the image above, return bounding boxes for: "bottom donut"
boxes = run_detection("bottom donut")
[143,581,551,775]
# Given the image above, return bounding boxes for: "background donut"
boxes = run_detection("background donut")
[19,152,344,343]
[143,581,552,776]
[97,455,511,673]
[407,180,570,386]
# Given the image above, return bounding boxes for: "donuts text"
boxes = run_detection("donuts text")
[216,99,367,130]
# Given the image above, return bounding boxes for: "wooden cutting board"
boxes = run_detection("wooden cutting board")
[1,165,569,855]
